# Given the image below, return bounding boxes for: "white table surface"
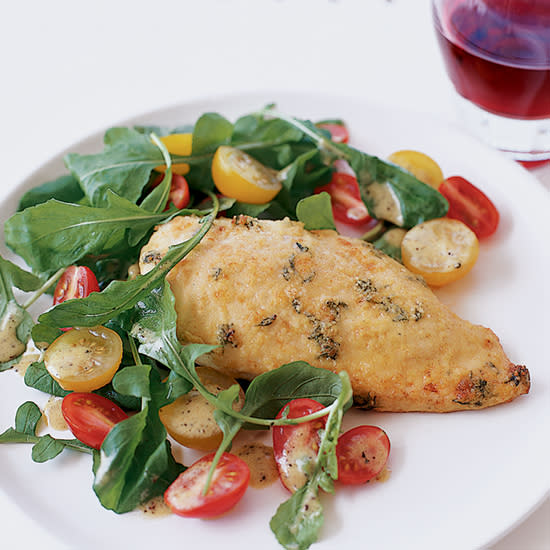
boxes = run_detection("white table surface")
[0,1,548,548]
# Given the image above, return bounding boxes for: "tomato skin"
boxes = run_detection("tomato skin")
[272,398,327,493]
[53,266,100,306]
[439,176,500,239]
[336,425,390,485]
[316,122,349,143]
[152,173,190,210]
[315,172,374,227]
[164,453,250,518]
[61,392,128,450]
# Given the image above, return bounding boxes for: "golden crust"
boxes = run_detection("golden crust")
[140,215,529,413]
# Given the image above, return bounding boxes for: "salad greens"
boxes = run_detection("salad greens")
[0,401,92,461]
[0,105,446,549]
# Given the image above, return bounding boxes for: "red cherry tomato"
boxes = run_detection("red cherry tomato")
[53,266,100,306]
[272,398,327,493]
[315,172,374,227]
[336,425,390,485]
[164,452,250,518]
[152,173,191,210]
[438,176,500,239]
[61,392,128,450]
[316,122,350,143]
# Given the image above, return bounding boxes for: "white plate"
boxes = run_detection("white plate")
[1,92,549,550]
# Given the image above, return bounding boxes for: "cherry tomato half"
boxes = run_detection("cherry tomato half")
[272,398,327,493]
[61,392,128,450]
[44,326,123,392]
[164,452,250,518]
[316,122,350,143]
[336,425,390,485]
[211,145,282,204]
[315,172,374,227]
[401,218,479,287]
[438,176,500,239]
[53,266,100,306]
[152,173,191,210]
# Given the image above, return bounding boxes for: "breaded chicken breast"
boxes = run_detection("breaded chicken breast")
[139,215,529,412]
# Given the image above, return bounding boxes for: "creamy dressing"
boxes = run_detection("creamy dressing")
[43,396,68,431]
[234,442,279,489]
[383,228,407,248]
[140,495,172,518]
[0,302,26,363]
[13,341,42,377]
[364,182,404,226]
[375,466,391,483]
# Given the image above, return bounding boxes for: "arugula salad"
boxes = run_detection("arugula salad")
[0,106,496,549]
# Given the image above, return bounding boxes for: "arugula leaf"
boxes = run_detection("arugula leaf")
[17,174,85,211]
[15,401,42,434]
[0,256,43,371]
[270,372,352,550]
[342,144,449,228]
[24,362,69,397]
[133,124,194,137]
[241,362,348,422]
[4,191,172,273]
[37,207,215,328]
[139,134,173,214]
[65,128,165,207]
[167,113,233,193]
[192,113,234,155]
[129,279,215,388]
[0,401,93,461]
[31,322,62,347]
[296,192,336,231]
[267,148,331,220]
[232,114,307,170]
[92,365,185,513]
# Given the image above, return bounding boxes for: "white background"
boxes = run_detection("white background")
[0,0,548,548]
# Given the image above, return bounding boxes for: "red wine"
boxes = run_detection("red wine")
[434,0,550,119]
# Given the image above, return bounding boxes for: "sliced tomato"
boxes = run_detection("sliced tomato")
[164,452,250,518]
[401,218,479,287]
[315,172,374,227]
[438,176,500,239]
[152,173,191,210]
[53,266,100,306]
[211,146,282,204]
[44,326,123,392]
[272,398,327,493]
[336,425,390,485]
[61,392,128,450]
[316,122,350,143]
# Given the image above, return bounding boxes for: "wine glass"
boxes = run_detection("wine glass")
[432,0,550,162]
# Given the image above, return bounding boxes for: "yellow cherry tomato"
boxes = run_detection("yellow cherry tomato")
[401,218,479,287]
[44,326,123,392]
[155,133,192,175]
[388,150,444,189]
[211,145,282,204]
[159,366,244,451]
